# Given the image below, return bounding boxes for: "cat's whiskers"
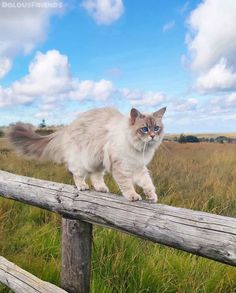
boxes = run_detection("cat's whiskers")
[142,141,147,166]
[160,142,171,154]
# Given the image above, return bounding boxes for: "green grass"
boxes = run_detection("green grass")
[0,139,236,292]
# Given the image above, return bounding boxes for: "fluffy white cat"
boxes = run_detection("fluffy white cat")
[9,107,166,202]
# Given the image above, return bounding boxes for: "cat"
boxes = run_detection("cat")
[9,107,166,202]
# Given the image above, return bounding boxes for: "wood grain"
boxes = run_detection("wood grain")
[0,170,236,267]
[61,219,92,293]
[0,256,67,293]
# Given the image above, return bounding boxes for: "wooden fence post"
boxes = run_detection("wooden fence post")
[61,218,93,293]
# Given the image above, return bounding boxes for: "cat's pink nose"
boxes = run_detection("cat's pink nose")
[150,134,155,139]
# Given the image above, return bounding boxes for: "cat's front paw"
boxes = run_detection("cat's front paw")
[124,192,142,202]
[94,184,109,193]
[147,192,158,203]
[76,182,90,191]
[144,188,158,203]
[148,195,158,203]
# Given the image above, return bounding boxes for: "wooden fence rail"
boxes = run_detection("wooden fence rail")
[0,170,236,292]
[0,256,67,293]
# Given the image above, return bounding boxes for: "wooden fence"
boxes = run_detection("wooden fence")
[0,170,236,293]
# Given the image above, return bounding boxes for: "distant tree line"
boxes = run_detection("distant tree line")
[178,134,199,143]
[168,134,236,144]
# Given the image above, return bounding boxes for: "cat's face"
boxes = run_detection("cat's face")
[129,107,166,145]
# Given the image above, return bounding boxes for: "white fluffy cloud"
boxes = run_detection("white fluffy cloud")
[172,98,198,112]
[121,88,167,108]
[0,49,172,122]
[196,58,236,92]
[0,50,115,109]
[70,79,114,101]
[0,86,34,108]
[12,50,71,97]
[81,0,124,25]
[210,93,236,111]
[0,0,63,78]
[187,0,236,71]
[186,0,236,92]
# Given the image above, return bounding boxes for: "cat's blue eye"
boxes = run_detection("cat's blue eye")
[141,127,148,133]
[154,126,160,132]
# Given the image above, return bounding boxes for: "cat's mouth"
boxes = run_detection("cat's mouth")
[146,138,157,144]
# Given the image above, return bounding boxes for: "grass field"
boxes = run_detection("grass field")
[0,138,236,292]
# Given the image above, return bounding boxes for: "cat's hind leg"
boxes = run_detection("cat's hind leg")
[66,149,89,191]
[90,171,109,193]
[73,173,89,191]
[68,166,89,191]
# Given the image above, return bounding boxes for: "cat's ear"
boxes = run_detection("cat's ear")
[130,108,144,125]
[153,107,166,119]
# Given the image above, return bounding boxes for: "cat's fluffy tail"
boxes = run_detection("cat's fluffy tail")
[8,123,63,163]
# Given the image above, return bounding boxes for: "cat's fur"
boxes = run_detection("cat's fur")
[8,107,166,202]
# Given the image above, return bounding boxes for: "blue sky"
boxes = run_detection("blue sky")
[0,0,236,133]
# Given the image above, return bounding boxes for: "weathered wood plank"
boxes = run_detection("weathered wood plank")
[0,256,67,293]
[61,219,92,293]
[0,170,236,266]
